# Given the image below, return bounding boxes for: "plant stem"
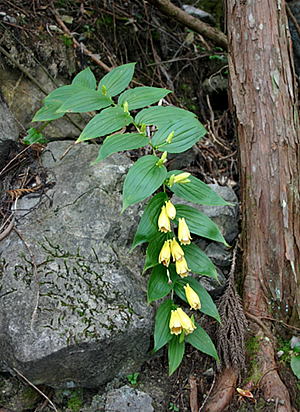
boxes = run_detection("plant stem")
[37,121,51,133]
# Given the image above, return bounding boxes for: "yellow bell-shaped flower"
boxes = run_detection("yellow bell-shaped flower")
[170,238,184,262]
[177,307,196,335]
[178,217,192,245]
[169,309,182,335]
[158,205,171,233]
[175,257,190,278]
[184,283,201,310]
[159,240,171,267]
[165,200,176,220]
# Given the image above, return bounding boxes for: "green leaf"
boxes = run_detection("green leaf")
[24,127,47,145]
[293,343,300,354]
[153,299,173,353]
[55,90,112,114]
[135,106,196,129]
[167,170,229,206]
[72,67,96,89]
[131,192,168,251]
[291,356,300,379]
[174,277,220,323]
[99,62,136,97]
[147,264,177,304]
[144,232,167,272]
[32,101,65,122]
[122,155,167,212]
[182,243,218,280]
[44,85,87,103]
[152,118,206,153]
[118,87,172,111]
[92,133,150,164]
[77,107,133,142]
[185,322,219,361]
[168,335,185,376]
[174,204,228,246]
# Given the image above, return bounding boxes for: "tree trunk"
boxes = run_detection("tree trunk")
[226,0,300,409]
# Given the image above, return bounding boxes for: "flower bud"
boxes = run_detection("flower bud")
[166,269,172,284]
[101,85,107,96]
[184,283,201,310]
[174,172,190,184]
[166,131,174,144]
[156,151,168,168]
[165,200,176,220]
[123,101,129,114]
[168,174,175,187]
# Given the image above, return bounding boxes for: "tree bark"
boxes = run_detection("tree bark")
[202,366,237,412]
[226,0,300,409]
[227,0,300,329]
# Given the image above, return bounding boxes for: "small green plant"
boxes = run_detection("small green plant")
[127,372,139,385]
[278,337,292,363]
[188,104,197,112]
[84,24,95,38]
[278,338,300,380]
[29,63,228,375]
[60,34,73,48]
[169,402,178,411]
[66,389,82,412]
[291,342,300,379]
[209,54,227,62]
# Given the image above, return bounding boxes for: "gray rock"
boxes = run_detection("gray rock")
[0,141,154,388]
[290,336,300,349]
[197,266,227,291]
[3,15,17,24]
[0,98,20,142]
[105,385,154,412]
[172,184,239,243]
[202,367,214,377]
[205,242,232,268]
[277,350,284,358]
[182,5,216,26]
[0,38,88,140]
[167,147,197,170]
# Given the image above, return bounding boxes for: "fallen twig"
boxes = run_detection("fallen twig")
[286,4,300,42]
[245,311,273,339]
[189,375,198,412]
[12,368,58,412]
[0,212,15,242]
[146,0,228,50]
[50,1,111,73]
[198,372,216,412]
[260,316,300,332]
